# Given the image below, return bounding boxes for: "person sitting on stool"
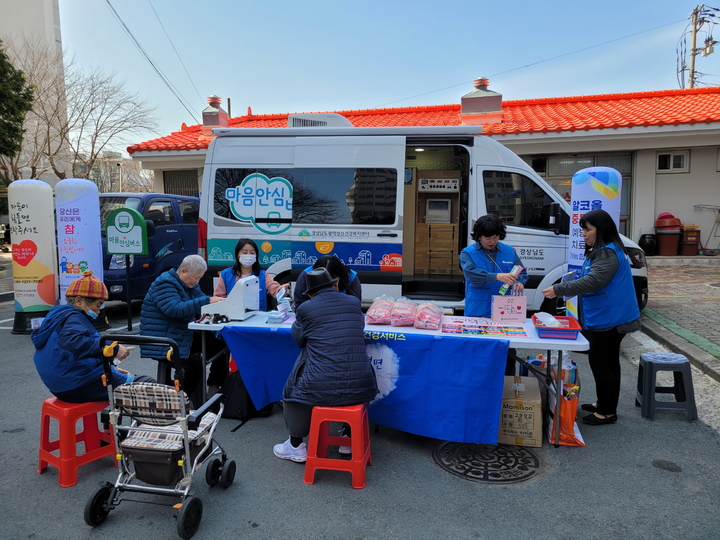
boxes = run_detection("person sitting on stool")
[273,268,378,462]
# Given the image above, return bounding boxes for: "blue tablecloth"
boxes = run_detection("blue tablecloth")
[220,325,509,444]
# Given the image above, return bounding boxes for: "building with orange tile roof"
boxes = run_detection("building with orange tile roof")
[128,81,720,245]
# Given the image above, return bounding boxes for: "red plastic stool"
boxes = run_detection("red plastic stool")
[38,398,115,487]
[303,403,372,489]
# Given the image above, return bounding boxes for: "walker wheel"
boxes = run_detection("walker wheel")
[205,458,222,486]
[176,496,203,539]
[219,459,236,488]
[84,484,112,526]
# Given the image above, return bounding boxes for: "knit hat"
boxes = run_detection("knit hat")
[65,270,108,300]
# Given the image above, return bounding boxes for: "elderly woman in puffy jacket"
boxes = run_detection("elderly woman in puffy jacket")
[272,268,378,463]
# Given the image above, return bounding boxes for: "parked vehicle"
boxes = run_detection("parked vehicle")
[100,193,199,301]
[197,117,648,313]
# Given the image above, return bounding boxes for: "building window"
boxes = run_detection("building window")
[164,170,199,196]
[657,150,689,173]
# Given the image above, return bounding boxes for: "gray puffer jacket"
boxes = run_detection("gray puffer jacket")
[283,288,377,406]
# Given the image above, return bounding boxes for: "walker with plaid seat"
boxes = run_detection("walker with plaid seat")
[83,335,235,540]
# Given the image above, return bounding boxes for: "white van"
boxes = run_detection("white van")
[198,119,648,313]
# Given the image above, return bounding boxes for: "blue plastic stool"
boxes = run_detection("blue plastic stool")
[636,352,698,422]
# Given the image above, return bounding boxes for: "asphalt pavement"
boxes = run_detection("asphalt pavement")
[1,252,719,539]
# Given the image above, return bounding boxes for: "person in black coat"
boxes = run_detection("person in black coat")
[273,268,378,462]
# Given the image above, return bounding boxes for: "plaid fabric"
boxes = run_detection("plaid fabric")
[120,413,217,452]
[113,382,190,426]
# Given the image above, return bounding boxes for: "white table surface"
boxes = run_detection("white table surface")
[189,314,589,352]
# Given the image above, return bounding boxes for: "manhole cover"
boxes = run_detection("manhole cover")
[433,442,540,484]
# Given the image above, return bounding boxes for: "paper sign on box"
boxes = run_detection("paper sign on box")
[491,295,527,324]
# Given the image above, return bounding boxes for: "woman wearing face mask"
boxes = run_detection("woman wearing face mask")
[32,271,156,403]
[213,238,289,307]
[207,239,289,395]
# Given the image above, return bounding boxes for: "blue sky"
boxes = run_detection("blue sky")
[57,0,716,144]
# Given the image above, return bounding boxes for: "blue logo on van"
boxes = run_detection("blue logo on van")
[224,173,293,235]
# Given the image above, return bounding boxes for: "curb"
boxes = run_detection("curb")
[640,315,720,385]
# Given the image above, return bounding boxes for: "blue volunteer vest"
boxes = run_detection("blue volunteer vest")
[220,267,267,311]
[580,242,640,330]
[462,242,517,317]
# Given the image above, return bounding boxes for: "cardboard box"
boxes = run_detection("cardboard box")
[498,376,542,447]
[491,294,527,324]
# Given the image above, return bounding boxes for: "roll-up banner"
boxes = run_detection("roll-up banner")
[55,179,104,303]
[8,180,58,334]
[566,167,622,317]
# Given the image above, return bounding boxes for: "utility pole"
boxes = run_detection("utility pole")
[689,6,699,88]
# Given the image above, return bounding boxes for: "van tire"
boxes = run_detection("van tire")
[540,294,566,317]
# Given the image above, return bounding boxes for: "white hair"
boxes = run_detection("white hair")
[179,254,207,274]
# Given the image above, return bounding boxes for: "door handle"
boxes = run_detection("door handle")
[178,239,184,249]
[377,232,398,237]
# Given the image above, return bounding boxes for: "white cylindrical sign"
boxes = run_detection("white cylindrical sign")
[8,180,58,314]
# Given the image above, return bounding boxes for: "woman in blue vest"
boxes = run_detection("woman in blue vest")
[293,255,362,309]
[460,215,528,376]
[207,238,288,393]
[542,209,640,426]
[214,238,288,306]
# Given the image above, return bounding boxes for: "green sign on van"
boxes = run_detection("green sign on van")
[106,208,148,255]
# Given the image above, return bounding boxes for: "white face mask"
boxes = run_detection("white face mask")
[238,254,256,267]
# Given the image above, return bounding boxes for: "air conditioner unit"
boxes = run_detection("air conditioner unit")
[287,113,353,128]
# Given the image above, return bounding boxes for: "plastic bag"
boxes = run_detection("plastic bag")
[414,303,444,330]
[390,297,417,327]
[366,295,395,325]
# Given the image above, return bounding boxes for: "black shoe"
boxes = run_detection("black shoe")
[581,403,598,413]
[582,413,618,425]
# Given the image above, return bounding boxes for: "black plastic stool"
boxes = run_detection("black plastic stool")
[636,352,698,422]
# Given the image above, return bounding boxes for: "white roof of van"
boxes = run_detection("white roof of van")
[212,126,484,137]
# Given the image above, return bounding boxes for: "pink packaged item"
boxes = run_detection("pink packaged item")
[414,303,443,330]
[366,296,394,325]
[390,298,417,327]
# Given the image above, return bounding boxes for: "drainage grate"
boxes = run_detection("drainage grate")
[433,441,540,484]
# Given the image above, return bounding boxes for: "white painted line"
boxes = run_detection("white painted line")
[0,318,15,323]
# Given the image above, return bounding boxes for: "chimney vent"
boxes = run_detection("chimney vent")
[459,77,503,125]
[202,95,228,135]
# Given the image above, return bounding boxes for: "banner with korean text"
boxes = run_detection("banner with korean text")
[567,167,622,316]
[55,179,104,303]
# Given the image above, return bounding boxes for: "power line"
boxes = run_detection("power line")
[105,0,200,123]
[378,18,686,107]
[147,0,205,105]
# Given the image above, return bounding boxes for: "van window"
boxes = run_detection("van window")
[483,170,560,231]
[144,200,174,227]
[214,167,397,226]
[179,200,199,224]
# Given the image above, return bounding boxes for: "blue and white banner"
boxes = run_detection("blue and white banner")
[55,179,104,303]
[221,325,509,444]
[567,167,622,316]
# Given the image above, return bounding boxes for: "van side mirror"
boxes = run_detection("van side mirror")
[145,220,156,238]
[548,202,562,235]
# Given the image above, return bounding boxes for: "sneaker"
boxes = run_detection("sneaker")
[273,438,307,462]
[338,435,352,455]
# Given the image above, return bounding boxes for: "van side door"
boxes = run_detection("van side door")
[142,198,185,275]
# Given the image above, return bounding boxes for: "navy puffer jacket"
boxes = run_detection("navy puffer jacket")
[139,269,209,359]
[283,287,377,406]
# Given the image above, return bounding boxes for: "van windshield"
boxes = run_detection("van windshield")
[100,197,142,231]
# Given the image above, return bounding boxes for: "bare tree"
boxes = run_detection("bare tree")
[91,158,153,193]
[0,36,159,186]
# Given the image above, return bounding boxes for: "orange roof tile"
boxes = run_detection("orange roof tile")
[128,87,720,154]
